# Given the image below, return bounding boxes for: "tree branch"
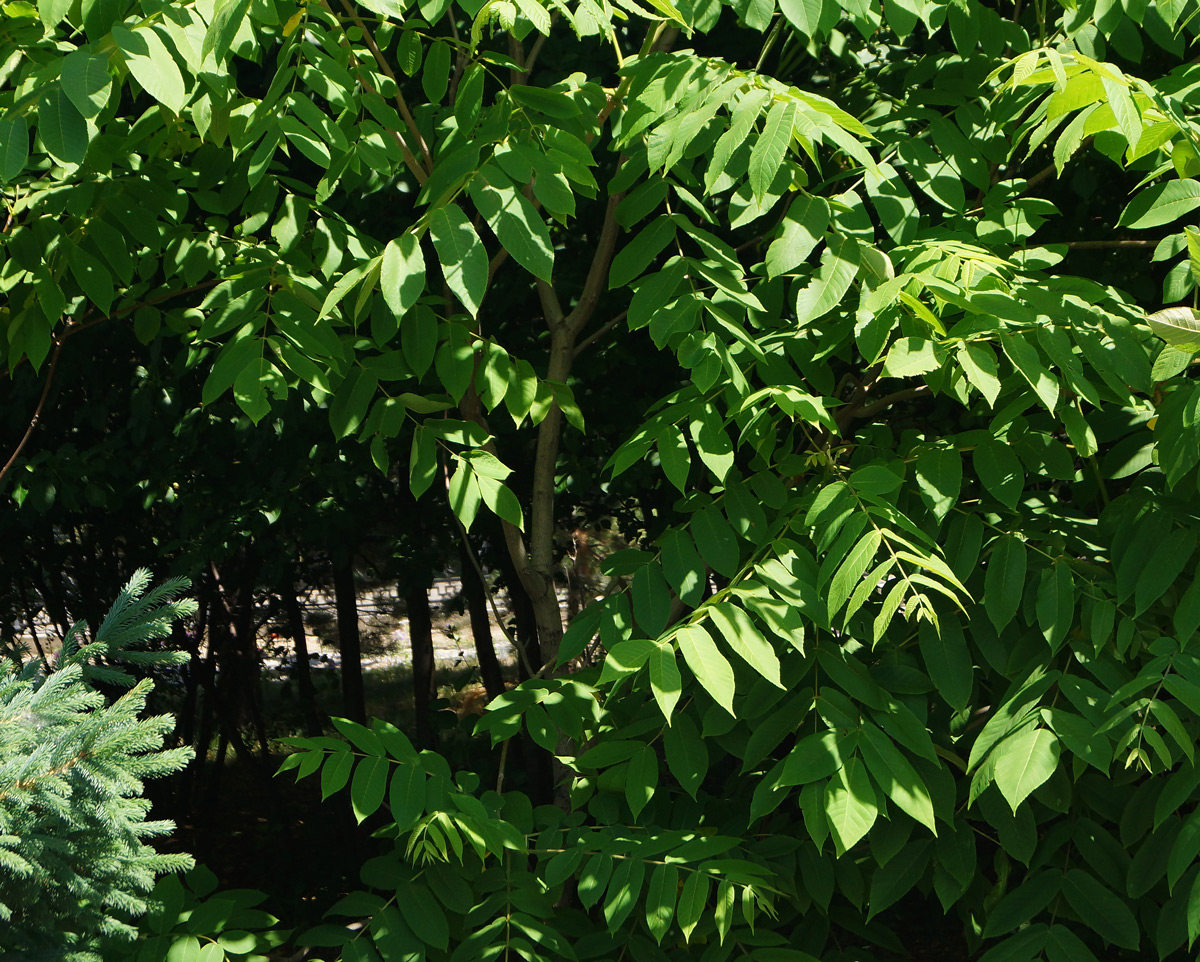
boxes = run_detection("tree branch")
[521,28,551,82]
[834,363,883,436]
[1058,239,1158,249]
[1021,138,1089,194]
[443,451,537,678]
[856,384,930,420]
[326,0,431,182]
[455,22,655,671]
[538,278,565,330]
[488,247,510,286]
[0,278,222,482]
[2,185,20,234]
[456,367,550,606]
[1023,162,1057,192]
[525,332,572,644]
[835,379,929,438]
[69,279,222,340]
[0,338,64,485]
[565,192,623,338]
[572,310,627,358]
[508,12,558,85]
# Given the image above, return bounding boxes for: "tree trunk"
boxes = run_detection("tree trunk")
[459,540,505,700]
[181,577,216,814]
[456,195,622,809]
[211,563,264,768]
[232,560,271,761]
[332,555,365,724]
[406,585,436,749]
[174,617,201,749]
[281,567,323,736]
[20,592,47,662]
[519,327,574,670]
[195,578,261,815]
[30,566,67,643]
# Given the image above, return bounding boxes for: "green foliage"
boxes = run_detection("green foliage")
[99,866,289,962]
[10,0,1200,955]
[0,571,196,960]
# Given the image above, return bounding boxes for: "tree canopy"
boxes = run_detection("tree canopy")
[6,0,1200,957]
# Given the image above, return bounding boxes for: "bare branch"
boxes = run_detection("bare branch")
[512,13,558,85]
[488,247,511,286]
[834,363,883,436]
[573,310,628,358]
[564,192,623,337]
[443,452,537,677]
[1023,162,1056,192]
[522,29,551,80]
[0,339,64,485]
[538,279,565,330]
[1059,239,1157,249]
[856,384,931,420]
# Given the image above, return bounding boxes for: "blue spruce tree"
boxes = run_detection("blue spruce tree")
[0,571,196,960]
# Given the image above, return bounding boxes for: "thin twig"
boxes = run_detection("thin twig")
[2,185,19,234]
[1023,162,1057,192]
[756,16,782,72]
[521,29,551,81]
[572,310,627,357]
[511,11,558,85]
[488,247,511,285]
[2,279,222,366]
[1022,137,1092,195]
[72,279,222,339]
[0,278,223,481]
[496,737,509,793]
[1059,239,1157,249]
[0,339,64,485]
